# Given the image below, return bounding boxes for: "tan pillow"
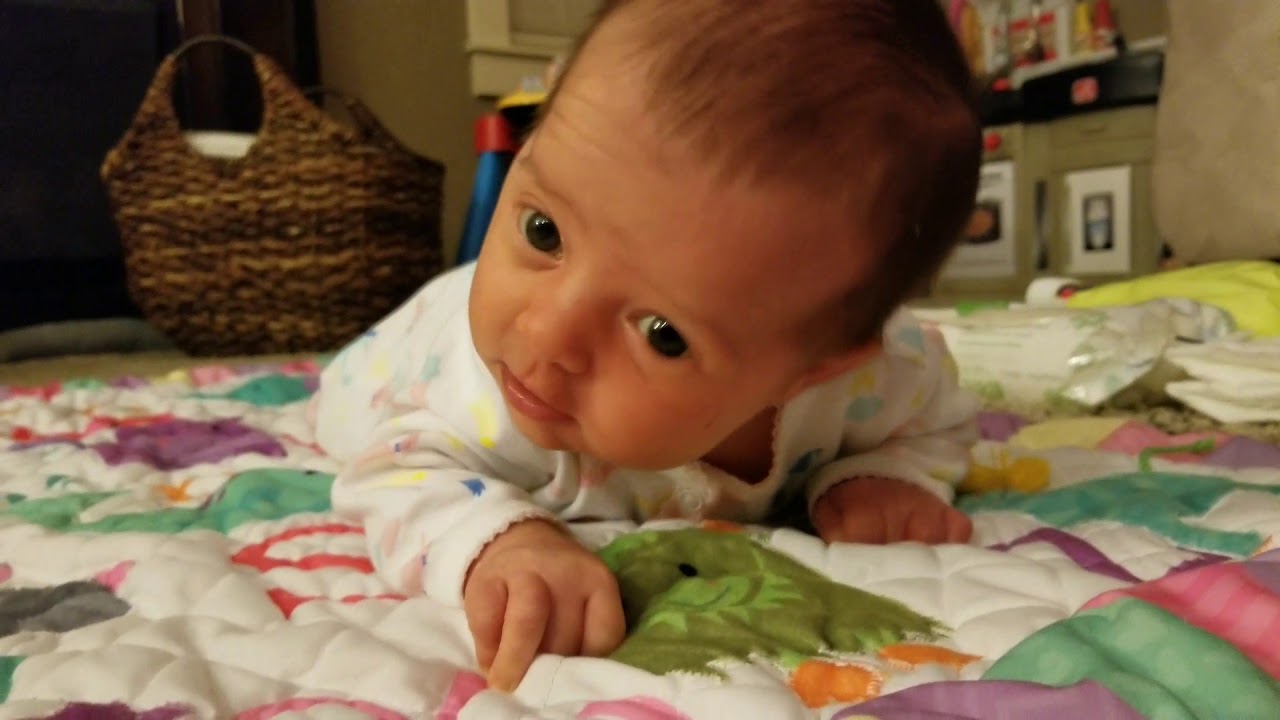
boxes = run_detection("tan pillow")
[1152,0,1280,263]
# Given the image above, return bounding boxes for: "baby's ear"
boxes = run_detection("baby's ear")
[784,341,881,400]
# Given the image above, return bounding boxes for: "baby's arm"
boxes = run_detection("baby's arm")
[332,408,554,603]
[332,410,624,690]
[808,316,977,544]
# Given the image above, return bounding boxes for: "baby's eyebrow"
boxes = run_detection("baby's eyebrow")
[515,153,576,217]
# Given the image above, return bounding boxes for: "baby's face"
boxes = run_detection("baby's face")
[468,31,874,470]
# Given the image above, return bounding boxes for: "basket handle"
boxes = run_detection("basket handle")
[125,33,319,143]
[168,38,396,145]
[171,33,259,61]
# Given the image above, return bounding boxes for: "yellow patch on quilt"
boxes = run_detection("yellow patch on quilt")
[1010,417,1129,450]
[961,449,1051,494]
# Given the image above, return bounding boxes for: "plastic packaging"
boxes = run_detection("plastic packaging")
[917,299,1237,408]
[1164,338,1280,423]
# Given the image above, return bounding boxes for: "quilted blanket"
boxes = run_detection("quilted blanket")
[1,362,1279,719]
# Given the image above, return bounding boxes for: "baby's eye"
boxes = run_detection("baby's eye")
[519,209,561,254]
[636,315,688,358]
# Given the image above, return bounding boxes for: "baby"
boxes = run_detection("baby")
[312,0,981,693]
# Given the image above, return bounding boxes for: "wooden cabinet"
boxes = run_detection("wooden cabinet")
[1044,106,1162,286]
[934,122,1049,302]
[932,105,1162,303]
[464,0,599,97]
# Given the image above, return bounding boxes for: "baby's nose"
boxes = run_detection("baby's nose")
[516,300,591,375]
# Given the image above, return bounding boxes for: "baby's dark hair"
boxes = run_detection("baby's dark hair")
[548,0,980,346]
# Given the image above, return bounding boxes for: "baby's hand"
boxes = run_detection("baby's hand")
[463,520,626,692]
[811,476,972,545]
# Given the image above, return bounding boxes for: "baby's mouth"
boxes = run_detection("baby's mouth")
[499,365,574,423]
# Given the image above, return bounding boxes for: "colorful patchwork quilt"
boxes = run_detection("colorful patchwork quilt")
[1,362,1279,719]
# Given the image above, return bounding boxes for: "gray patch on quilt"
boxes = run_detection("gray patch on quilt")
[0,581,129,637]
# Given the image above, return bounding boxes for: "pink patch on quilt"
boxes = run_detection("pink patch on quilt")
[1083,563,1280,678]
[435,671,487,720]
[0,563,11,584]
[188,365,239,387]
[273,359,323,376]
[11,414,175,448]
[578,697,693,720]
[94,561,134,591]
[235,698,406,720]
[2,383,62,402]
[1097,422,1228,463]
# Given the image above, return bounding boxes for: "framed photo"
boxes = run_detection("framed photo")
[1082,193,1114,252]
[1065,165,1131,275]
[943,160,1017,279]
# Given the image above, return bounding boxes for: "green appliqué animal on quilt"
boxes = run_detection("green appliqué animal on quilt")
[597,528,946,678]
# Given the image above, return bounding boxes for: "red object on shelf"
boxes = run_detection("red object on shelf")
[474,113,518,154]
[1093,0,1117,49]
[983,132,1003,152]
[1072,76,1100,105]
[992,77,1013,92]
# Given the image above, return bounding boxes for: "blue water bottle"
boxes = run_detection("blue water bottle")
[456,113,518,265]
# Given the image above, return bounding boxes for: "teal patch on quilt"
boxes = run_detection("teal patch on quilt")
[198,375,313,407]
[985,597,1280,720]
[5,469,332,534]
[958,472,1274,557]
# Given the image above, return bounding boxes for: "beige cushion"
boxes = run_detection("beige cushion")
[1152,0,1280,263]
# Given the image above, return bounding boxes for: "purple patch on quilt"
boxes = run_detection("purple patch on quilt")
[988,527,1141,584]
[833,679,1142,720]
[110,376,149,390]
[976,411,1027,443]
[91,419,285,470]
[1240,549,1280,595]
[37,703,192,720]
[1202,437,1280,470]
[1162,550,1231,578]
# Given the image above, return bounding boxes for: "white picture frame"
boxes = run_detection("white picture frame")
[1064,165,1132,275]
[942,160,1018,279]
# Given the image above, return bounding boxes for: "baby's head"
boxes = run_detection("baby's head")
[470,0,979,471]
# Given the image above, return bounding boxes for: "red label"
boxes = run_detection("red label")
[1072,77,1100,105]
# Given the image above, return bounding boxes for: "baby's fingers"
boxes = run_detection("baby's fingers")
[811,496,845,543]
[488,575,551,692]
[946,508,974,543]
[581,578,627,658]
[903,506,948,543]
[464,575,507,673]
[828,506,888,544]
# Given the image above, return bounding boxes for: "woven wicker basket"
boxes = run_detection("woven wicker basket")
[101,35,444,355]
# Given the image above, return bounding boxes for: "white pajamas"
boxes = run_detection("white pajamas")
[311,263,977,606]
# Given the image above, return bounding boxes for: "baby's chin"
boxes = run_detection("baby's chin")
[510,414,698,471]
